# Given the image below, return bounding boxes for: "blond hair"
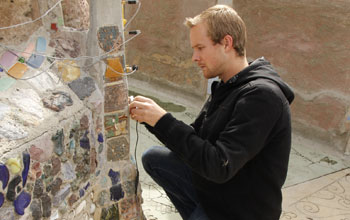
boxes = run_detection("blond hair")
[184,5,247,57]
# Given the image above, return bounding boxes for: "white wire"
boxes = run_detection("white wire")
[0,0,63,30]
[124,2,142,29]
[0,31,141,68]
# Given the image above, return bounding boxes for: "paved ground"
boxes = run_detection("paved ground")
[128,82,350,220]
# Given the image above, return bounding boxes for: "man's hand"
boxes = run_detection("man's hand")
[129,96,167,127]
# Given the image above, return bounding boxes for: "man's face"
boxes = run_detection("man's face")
[190,22,226,79]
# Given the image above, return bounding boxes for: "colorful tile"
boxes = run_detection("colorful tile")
[104,83,128,113]
[68,77,96,100]
[97,26,120,52]
[42,91,73,112]
[21,42,35,59]
[27,54,45,69]
[14,191,31,215]
[21,152,30,187]
[105,57,123,82]
[0,77,16,92]
[8,62,27,79]
[107,137,129,161]
[101,204,119,220]
[0,163,9,189]
[118,196,139,220]
[36,37,47,53]
[58,60,81,82]
[104,113,128,138]
[0,51,17,69]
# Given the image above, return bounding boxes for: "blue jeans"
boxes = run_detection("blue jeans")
[142,146,210,220]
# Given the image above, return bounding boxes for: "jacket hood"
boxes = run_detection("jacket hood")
[214,57,294,104]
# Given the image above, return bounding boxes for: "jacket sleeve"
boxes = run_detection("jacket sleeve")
[150,84,283,184]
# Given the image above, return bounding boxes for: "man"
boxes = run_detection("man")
[129,4,294,220]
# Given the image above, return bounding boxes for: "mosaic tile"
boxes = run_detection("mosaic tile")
[90,203,96,214]
[68,194,78,206]
[57,60,81,82]
[42,91,73,112]
[30,199,42,219]
[101,204,119,220]
[41,193,51,217]
[8,62,28,79]
[107,137,129,161]
[52,185,70,207]
[14,191,31,215]
[119,196,139,220]
[108,169,120,185]
[27,54,45,69]
[0,51,17,69]
[104,83,128,112]
[43,164,52,177]
[0,192,4,207]
[97,190,109,207]
[51,157,61,176]
[122,181,136,198]
[18,57,25,63]
[62,161,76,181]
[97,26,120,52]
[55,37,81,58]
[22,152,30,187]
[29,144,50,163]
[110,183,124,202]
[68,77,96,100]
[47,177,62,196]
[98,143,104,154]
[121,163,137,182]
[52,129,64,156]
[21,42,35,59]
[104,114,128,138]
[33,179,44,199]
[79,189,85,198]
[0,163,9,189]
[105,57,123,82]
[90,147,97,173]
[6,175,21,201]
[6,157,22,175]
[98,133,104,143]
[80,115,89,130]
[80,131,91,150]
[76,200,87,216]
[36,37,47,53]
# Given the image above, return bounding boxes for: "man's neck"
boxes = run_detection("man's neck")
[221,56,249,83]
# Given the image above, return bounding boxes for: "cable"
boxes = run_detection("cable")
[134,121,139,194]
[124,1,142,30]
[0,30,141,67]
[0,0,63,30]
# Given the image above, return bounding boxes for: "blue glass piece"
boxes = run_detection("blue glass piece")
[97,133,104,143]
[108,169,120,185]
[22,152,30,187]
[0,67,3,72]
[109,184,124,201]
[14,191,31,215]
[80,131,90,150]
[36,37,47,53]
[84,182,90,190]
[0,163,9,189]
[27,54,45,69]
[0,192,4,207]
[79,189,85,198]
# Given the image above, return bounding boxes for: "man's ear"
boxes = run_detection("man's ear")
[223,35,234,50]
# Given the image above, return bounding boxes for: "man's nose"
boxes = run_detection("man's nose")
[192,52,200,62]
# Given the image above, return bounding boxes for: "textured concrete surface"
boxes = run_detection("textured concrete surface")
[128,81,350,220]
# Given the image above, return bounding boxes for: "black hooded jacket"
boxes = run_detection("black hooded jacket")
[146,57,294,219]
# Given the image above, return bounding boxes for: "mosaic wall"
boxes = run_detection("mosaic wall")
[0,0,144,219]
